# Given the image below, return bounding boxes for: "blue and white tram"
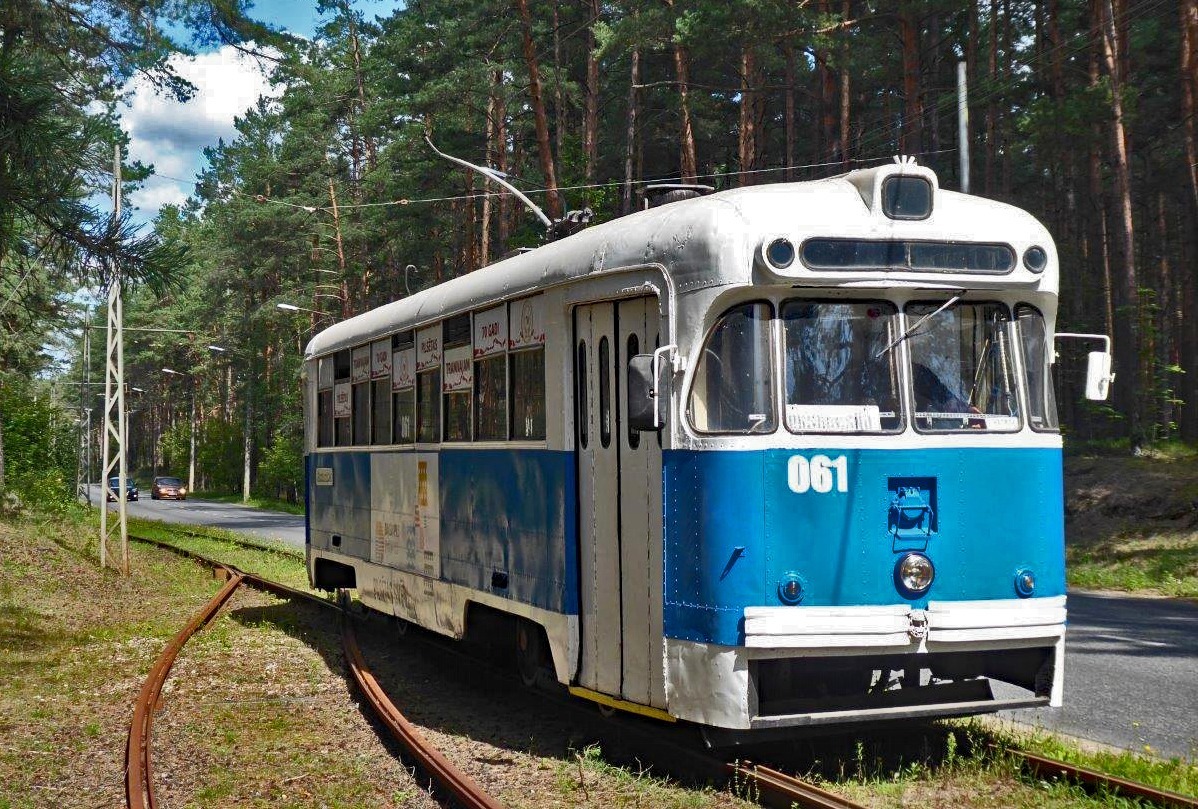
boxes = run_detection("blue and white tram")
[302,160,1107,739]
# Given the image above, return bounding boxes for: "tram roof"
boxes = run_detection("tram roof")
[305,165,1054,360]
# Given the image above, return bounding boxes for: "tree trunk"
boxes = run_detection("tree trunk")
[1097,0,1142,443]
[840,0,852,165]
[584,0,600,182]
[985,0,998,195]
[552,0,565,164]
[738,45,764,186]
[674,42,698,183]
[1183,0,1198,215]
[1180,0,1198,438]
[623,45,640,215]
[492,68,508,255]
[515,0,563,220]
[784,41,796,179]
[899,5,922,156]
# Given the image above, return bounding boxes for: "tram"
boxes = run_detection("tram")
[302,158,1111,740]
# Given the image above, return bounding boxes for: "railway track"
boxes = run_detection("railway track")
[123,532,1196,809]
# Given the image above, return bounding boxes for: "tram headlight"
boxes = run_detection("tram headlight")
[895,553,935,596]
[777,572,804,605]
[765,238,795,269]
[1023,246,1048,273]
[1014,568,1036,598]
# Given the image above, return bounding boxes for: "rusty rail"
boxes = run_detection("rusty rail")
[1007,747,1198,809]
[726,761,868,809]
[125,534,506,809]
[125,567,244,809]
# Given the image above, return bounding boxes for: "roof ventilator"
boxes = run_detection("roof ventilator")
[643,183,715,209]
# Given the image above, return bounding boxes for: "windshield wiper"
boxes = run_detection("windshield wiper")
[875,290,965,359]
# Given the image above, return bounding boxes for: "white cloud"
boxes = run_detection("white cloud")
[121,45,281,219]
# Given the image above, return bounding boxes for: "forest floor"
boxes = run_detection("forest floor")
[1064,444,1198,598]
[2,513,1195,807]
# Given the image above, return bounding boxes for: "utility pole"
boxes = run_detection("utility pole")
[76,313,92,505]
[957,61,971,194]
[100,144,129,573]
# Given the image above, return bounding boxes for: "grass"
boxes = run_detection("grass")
[188,490,305,515]
[125,515,315,591]
[812,720,1198,807]
[1063,448,1198,598]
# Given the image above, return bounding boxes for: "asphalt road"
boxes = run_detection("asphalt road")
[998,591,1198,760]
[87,484,1196,759]
[87,483,305,550]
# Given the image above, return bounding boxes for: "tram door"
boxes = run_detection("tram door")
[575,297,664,707]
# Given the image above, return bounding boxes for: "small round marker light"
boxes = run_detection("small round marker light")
[1023,246,1047,273]
[766,238,796,269]
[778,573,803,605]
[1014,568,1036,598]
[896,553,935,596]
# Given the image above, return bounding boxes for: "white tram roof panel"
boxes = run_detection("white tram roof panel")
[305,163,1056,360]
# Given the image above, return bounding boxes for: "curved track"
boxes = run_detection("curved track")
[123,532,1195,809]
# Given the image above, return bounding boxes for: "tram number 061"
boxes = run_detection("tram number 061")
[787,455,849,494]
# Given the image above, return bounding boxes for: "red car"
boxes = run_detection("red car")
[151,476,187,500]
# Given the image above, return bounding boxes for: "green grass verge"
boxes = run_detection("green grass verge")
[125,516,317,593]
[187,491,304,515]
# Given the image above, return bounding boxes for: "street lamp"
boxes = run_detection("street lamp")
[162,367,196,494]
[276,302,335,320]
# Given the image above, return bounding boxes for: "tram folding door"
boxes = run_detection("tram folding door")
[574,297,665,707]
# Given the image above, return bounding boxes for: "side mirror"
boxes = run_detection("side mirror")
[627,354,665,432]
[1085,350,1113,401]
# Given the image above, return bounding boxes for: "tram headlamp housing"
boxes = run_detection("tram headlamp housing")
[765,237,796,270]
[777,572,804,605]
[1014,568,1036,598]
[1023,246,1048,273]
[895,552,935,596]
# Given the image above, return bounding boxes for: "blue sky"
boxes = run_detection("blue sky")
[123,1,401,223]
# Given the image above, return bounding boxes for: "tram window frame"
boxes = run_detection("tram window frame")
[626,333,641,449]
[598,336,612,448]
[352,345,371,446]
[904,299,1023,434]
[317,387,334,447]
[511,345,547,441]
[334,349,352,447]
[575,341,588,448]
[780,299,905,435]
[475,354,507,441]
[417,367,441,443]
[392,330,415,445]
[1015,304,1060,433]
[371,378,391,444]
[441,314,472,443]
[686,301,778,436]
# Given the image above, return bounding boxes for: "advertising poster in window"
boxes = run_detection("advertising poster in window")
[509,295,546,349]
[442,345,473,392]
[371,340,391,379]
[473,305,507,357]
[392,347,415,390]
[333,382,352,418]
[416,326,441,371]
[318,357,334,390]
[351,346,371,383]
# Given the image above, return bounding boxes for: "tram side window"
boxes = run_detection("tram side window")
[392,330,415,444]
[334,349,352,446]
[687,302,776,434]
[1016,304,1059,431]
[442,314,472,442]
[475,355,507,440]
[371,378,390,444]
[417,369,441,442]
[782,300,903,433]
[511,347,546,440]
[352,346,371,445]
[317,388,333,447]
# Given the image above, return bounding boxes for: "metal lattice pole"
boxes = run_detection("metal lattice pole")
[99,145,129,574]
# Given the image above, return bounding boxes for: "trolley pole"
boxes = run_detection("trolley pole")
[957,61,970,194]
[99,144,129,574]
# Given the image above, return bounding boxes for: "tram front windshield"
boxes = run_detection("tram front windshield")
[905,301,1020,431]
[690,298,1054,436]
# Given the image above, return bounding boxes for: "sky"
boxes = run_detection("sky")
[122,0,401,223]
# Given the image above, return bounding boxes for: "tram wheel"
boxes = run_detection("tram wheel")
[515,619,546,687]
